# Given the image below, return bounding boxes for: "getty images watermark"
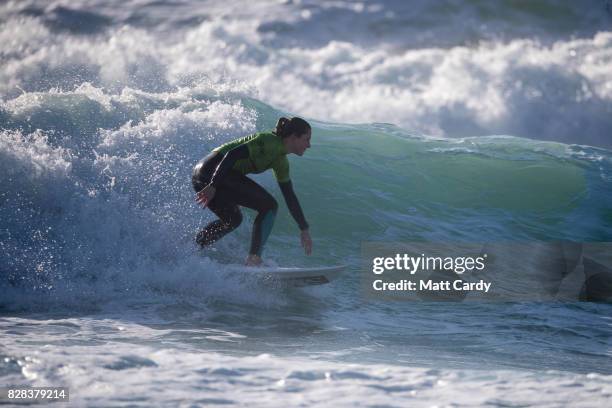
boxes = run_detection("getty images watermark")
[361,242,612,302]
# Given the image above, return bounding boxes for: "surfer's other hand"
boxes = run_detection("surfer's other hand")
[301,229,312,255]
[196,184,216,207]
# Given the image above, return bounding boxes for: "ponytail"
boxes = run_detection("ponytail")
[275,116,311,139]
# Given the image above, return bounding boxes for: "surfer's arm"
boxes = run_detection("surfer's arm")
[209,144,249,187]
[279,180,309,231]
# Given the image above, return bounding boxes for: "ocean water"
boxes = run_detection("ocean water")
[1,0,612,406]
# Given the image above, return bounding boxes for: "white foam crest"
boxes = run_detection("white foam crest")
[4,83,113,116]
[2,3,611,146]
[0,129,72,180]
[0,23,167,97]
[99,100,256,151]
[0,15,53,60]
[166,23,612,146]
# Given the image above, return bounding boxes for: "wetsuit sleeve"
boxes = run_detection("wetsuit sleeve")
[279,180,309,231]
[271,156,290,183]
[210,144,249,187]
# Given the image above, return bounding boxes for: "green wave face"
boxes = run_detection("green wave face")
[264,118,612,303]
[248,104,609,263]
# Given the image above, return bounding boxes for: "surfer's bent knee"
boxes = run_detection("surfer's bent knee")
[225,211,243,230]
[261,195,278,214]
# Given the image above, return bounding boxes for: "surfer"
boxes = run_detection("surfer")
[192,117,313,266]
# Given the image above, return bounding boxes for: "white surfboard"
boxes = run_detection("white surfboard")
[225,264,347,286]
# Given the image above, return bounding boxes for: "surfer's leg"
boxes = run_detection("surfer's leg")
[221,173,278,257]
[192,152,244,247]
[195,201,243,247]
[249,198,277,257]
[193,171,243,247]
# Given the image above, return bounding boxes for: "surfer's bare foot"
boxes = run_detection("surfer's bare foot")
[245,254,263,267]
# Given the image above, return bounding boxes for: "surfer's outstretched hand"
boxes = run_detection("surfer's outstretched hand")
[301,229,312,255]
[196,184,216,207]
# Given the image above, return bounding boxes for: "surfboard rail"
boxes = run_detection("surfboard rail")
[224,264,347,286]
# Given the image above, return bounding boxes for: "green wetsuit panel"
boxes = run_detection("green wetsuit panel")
[213,132,290,183]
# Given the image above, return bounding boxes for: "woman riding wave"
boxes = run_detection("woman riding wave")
[192,117,313,266]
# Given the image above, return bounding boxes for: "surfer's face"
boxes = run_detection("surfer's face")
[293,131,311,156]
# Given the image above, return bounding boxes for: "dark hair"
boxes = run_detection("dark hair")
[275,117,311,139]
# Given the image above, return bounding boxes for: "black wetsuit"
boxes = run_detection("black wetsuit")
[192,132,308,257]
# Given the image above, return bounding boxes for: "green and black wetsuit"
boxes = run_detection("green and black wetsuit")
[192,131,308,256]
